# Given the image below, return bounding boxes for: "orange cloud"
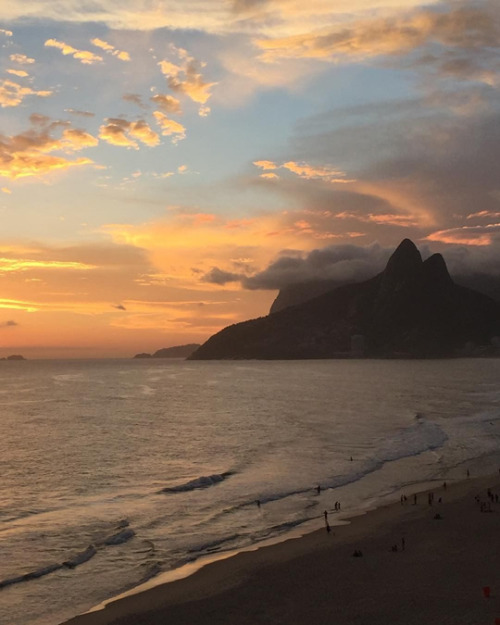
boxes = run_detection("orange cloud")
[0,298,39,312]
[44,39,103,64]
[282,161,354,183]
[99,118,159,148]
[0,123,95,180]
[153,111,186,142]
[62,128,99,150]
[254,160,278,170]
[91,38,130,61]
[0,79,52,108]
[7,69,29,78]
[100,204,349,296]
[10,54,34,64]
[254,159,354,183]
[425,227,496,246]
[0,258,95,273]
[158,47,217,113]
[335,211,420,227]
[466,210,500,220]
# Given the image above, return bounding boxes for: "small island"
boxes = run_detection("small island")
[133,344,200,359]
[0,354,26,361]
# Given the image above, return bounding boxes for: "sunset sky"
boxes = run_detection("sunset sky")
[1,0,499,358]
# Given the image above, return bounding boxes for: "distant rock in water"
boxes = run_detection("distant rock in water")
[133,344,201,359]
[190,239,500,360]
[0,354,26,361]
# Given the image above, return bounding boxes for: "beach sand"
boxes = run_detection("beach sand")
[64,474,500,625]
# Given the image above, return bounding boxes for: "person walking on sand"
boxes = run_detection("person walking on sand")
[324,510,328,523]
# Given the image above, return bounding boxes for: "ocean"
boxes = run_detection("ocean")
[1,358,499,625]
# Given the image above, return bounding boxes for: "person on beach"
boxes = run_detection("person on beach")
[324,510,328,522]
[316,485,321,494]
[256,500,261,508]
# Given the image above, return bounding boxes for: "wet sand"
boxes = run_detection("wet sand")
[64,474,500,625]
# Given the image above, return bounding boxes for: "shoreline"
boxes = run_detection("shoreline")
[63,472,500,625]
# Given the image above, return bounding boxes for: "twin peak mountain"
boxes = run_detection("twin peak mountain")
[190,239,500,360]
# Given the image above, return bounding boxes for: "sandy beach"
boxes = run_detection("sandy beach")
[64,473,500,625]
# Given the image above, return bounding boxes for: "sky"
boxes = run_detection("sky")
[0,0,499,358]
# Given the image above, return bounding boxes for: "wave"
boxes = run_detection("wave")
[62,545,97,569]
[187,533,240,555]
[208,414,448,519]
[160,471,236,494]
[0,520,136,591]
[101,529,135,546]
[0,563,63,589]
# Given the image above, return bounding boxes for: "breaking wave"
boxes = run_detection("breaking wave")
[0,521,135,590]
[160,471,236,494]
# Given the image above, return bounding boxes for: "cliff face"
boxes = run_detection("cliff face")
[190,239,500,360]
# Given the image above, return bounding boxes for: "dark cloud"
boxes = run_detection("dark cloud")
[242,242,395,290]
[151,94,181,114]
[0,320,18,327]
[113,304,126,310]
[123,93,144,107]
[201,267,243,285]
[201,238,500,301]
[245,239,500,303]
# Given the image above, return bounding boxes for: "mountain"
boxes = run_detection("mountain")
[133,344,200,359]
[270,279,342,314]
[189,239,500,360]
[270,265,500,315]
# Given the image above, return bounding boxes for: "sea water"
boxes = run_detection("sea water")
[0,358,499,625]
